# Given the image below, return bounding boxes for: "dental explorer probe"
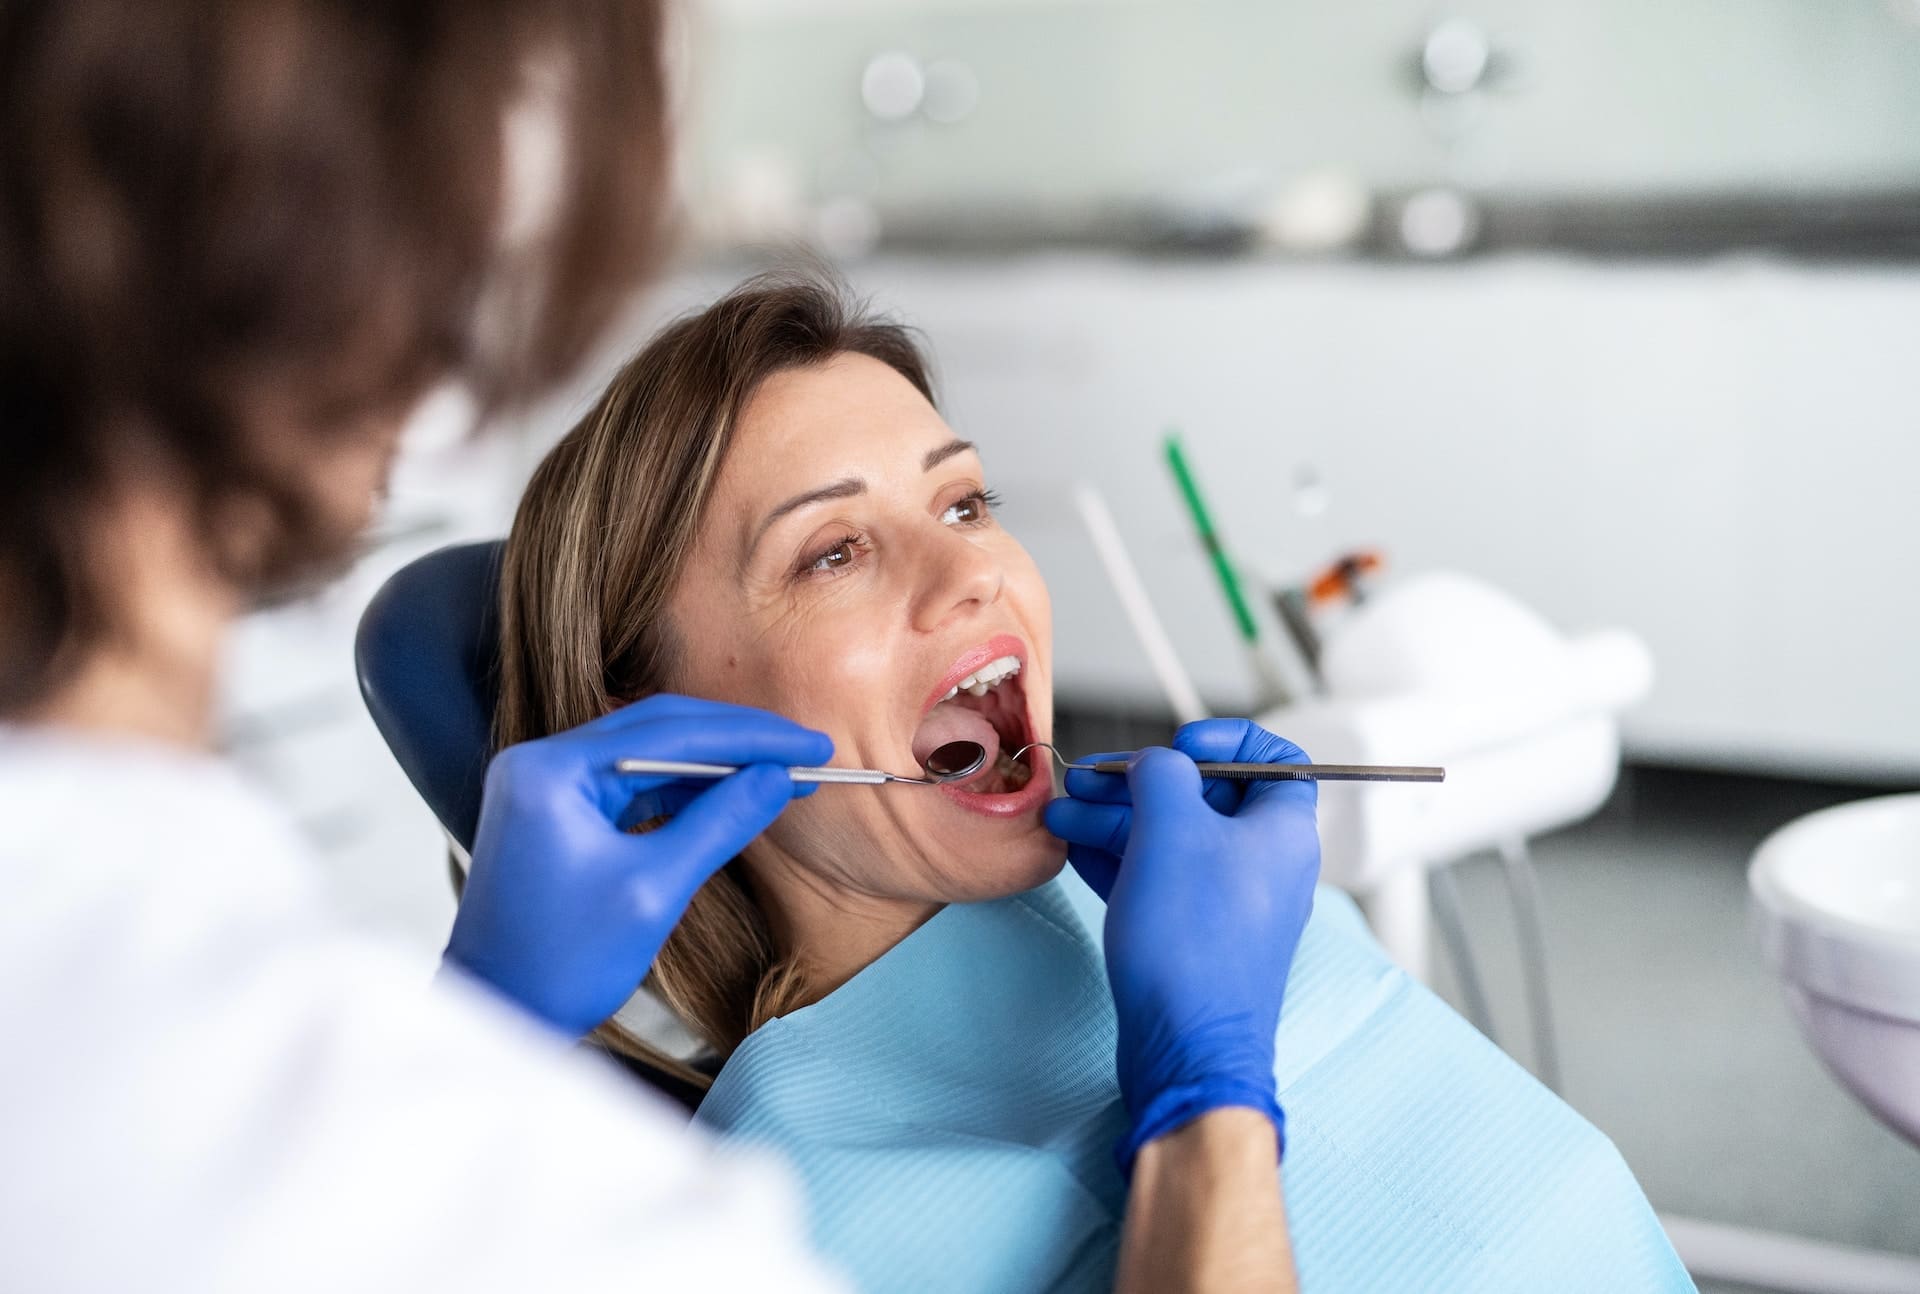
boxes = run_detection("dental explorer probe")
[615,740,1445,786]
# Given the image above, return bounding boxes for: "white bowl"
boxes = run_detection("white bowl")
[1750,793,1920,1146]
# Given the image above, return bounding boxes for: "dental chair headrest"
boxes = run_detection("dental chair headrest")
[354,540,504,854]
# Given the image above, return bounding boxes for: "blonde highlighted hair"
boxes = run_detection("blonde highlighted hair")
[494,268,934,1078]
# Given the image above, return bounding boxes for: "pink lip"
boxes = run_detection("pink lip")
[920,633,1029,718]
[938,753,1054,818]
[918,632,1048,820]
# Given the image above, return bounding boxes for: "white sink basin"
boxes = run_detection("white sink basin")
[1750,793,1920,1146]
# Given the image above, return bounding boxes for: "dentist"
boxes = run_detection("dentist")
[0,3,1318,1290]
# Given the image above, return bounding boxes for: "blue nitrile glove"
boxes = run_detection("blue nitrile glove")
[445,694,832,1037]
[1043,718,1320,1176]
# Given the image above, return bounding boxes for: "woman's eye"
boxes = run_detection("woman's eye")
[940,489,1002,527]
[802,534,863,577]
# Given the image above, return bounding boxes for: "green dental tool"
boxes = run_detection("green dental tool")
[1163,431,1290,705]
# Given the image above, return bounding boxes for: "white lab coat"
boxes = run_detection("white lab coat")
[0,729,846,1293]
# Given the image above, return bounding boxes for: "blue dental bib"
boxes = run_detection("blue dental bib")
[696,879,1693,1293]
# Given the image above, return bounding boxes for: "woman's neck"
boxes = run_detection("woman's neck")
[30,488,235,749]
[747,850,945,1007]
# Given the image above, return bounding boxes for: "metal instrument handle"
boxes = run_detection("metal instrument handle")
[1083,760,1446,784]
[614,758,893,785]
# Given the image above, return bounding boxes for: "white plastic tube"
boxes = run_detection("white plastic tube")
[1071,483,1209,727]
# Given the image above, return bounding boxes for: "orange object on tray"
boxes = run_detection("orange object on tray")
[1308,550,1385,607]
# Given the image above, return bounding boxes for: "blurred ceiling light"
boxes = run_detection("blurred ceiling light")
[1257,171,1373,254]
[1421,17,1492,95]
[1398,187,1480,257]
[922,58,980,124]
[861,51,925,121]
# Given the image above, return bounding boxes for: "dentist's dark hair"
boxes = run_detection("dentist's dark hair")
[0,0,672,714]
[496,266,934,1073]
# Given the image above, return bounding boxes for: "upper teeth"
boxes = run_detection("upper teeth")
[939,655,1020,703]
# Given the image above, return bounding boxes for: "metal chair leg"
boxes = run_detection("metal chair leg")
[1359,866,1434,982]
[1497,838,1562,1093]
[1428,861,1499,1043]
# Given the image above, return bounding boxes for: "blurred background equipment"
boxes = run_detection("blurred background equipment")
[225,2,1919,1289]
[1752,795,1920,1150]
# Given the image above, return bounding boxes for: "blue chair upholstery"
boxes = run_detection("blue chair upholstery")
[354,541,504,855]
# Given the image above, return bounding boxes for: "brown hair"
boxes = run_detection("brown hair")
[0,0,671,714]
[496,267,934,1072]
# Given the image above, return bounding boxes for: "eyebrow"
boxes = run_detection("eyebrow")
[747,477,866,557]
[745,438,979,560]
[922,437,975,471]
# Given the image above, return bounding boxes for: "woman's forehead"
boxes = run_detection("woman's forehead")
[725,353,959,488]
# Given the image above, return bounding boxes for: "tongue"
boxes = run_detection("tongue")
[911,699,1001,775]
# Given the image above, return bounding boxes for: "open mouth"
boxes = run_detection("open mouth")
[910,644,1037,797]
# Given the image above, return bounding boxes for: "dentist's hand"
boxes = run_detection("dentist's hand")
[445,695,831,1038]
[1044,719,1320,1175]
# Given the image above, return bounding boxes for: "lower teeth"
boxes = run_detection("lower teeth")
[993,751,1030,789]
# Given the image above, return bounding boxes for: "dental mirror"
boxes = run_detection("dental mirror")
[920,740,988,782]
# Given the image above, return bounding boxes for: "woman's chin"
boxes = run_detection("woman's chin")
[932,825,1067,904]
[1027,842,1070,890]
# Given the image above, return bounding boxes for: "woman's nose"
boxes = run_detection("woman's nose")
[910,529,1005,633]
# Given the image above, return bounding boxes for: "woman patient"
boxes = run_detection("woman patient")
[494,270,1694,1293]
